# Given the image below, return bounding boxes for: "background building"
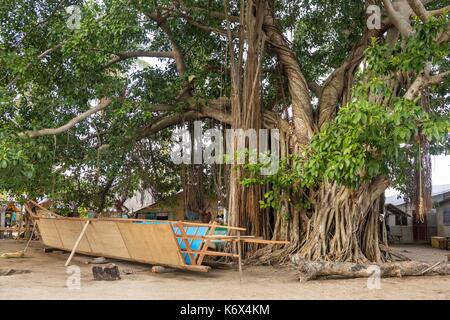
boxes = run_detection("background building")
[386,184,450,243]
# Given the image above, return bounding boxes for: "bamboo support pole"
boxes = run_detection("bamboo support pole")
[237,230,242,283]
[65,220,90,267]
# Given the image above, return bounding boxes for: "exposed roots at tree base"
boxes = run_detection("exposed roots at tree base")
[291,256,450,281]
[246,242,302,266]
[298,178,390,263]
[248,178,392,265]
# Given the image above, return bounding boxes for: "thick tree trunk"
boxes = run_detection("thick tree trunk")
[263,9,314,145]
[299,177,389,263]
[227,0,267,245]
[183,121,207,217]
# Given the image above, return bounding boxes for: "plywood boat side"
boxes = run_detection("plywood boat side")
[35,217,210,272]
[26,201,286,273]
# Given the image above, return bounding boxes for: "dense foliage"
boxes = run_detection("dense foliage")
[243,16,450,209]
[0,0,449,217]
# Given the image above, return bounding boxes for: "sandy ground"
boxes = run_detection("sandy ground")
[0,240,449,300]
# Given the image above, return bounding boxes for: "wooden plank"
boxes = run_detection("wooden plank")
[24,205,40,219]
[237,231,242,281]
[85,221,130,259]
[177,221,197,265]
[181,250,239,258]
[0,227,19,231]
[179,221,246,231]
[170,223,190,267]
[174,235,256,241]
[197,222,217,265]
[36,219,63,249]
[117,223,184,266]
[179,265,211,273]
[28,201,59,217]
[54,219,91,252]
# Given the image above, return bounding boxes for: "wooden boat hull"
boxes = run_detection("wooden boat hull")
[36,217,211,272]
[26,201,286,273]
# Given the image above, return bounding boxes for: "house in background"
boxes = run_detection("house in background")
[437,196,450,238]
[385,184,450,243]
[123,189,154,213]
[133,191,219,222]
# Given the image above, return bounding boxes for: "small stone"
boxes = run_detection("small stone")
[92,257,107,264]
[122,269,134,275]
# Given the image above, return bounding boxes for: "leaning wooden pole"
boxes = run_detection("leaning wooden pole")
[65,220,90,267]
[237,230,243,283]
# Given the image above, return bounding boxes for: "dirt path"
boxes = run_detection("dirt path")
[0,240,449,300]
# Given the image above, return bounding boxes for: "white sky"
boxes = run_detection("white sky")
[386,155,450,197]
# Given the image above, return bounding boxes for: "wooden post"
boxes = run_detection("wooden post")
[237,230,242,283]
[65,220,90,267]
[15,205,23,240]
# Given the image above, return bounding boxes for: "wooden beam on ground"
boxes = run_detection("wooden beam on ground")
[179,264,211,273]
[65,220,90,267]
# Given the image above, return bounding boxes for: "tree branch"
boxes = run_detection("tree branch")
[404,67,449,100]
[180,14,238,38]
[407,0,431,21]
[429,5,450,17]
[7,43,62,89]
[104,50,175,68]
[263,10,315,143]
[383,0,414,37]
[19,98,113,138]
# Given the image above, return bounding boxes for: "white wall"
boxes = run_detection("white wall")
[437,202,450,237]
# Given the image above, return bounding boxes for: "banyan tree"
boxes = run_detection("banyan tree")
[0,0,449,263]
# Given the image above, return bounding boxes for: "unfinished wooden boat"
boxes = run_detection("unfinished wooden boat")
[25,202,287,272]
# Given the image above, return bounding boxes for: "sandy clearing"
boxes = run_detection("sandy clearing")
[0,240,449,300]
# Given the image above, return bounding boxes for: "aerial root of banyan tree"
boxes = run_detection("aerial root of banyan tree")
[291,256,450,281]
